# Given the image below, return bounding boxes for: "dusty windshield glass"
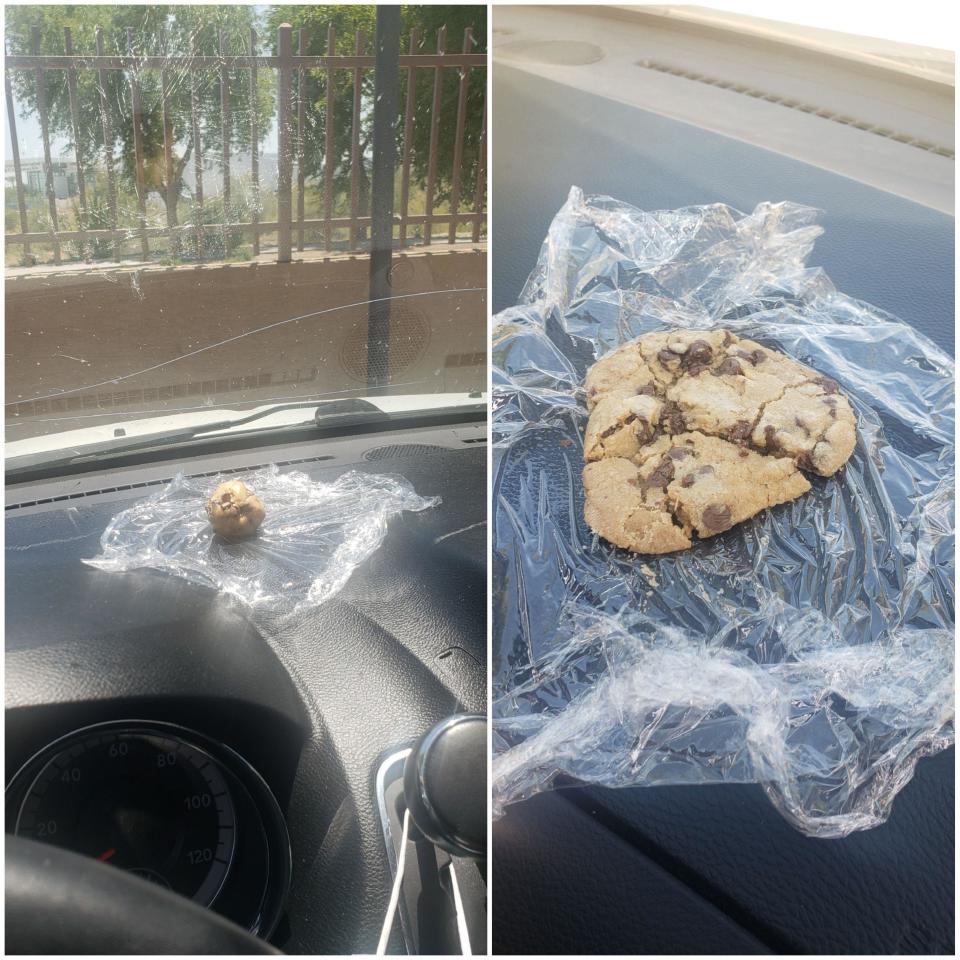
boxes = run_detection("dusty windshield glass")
[4,4,486,460]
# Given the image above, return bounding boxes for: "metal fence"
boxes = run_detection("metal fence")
[4,22,487,266]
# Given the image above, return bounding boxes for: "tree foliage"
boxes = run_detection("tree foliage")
[262,5,486,214]
[5,5,273,229]
[5,5,485,242]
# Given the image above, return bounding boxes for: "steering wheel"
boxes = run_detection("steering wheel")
[5,835,279,955]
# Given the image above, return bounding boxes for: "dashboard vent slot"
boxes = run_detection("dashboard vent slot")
[6,479,168,511]
[363,444,447,461]
[339,305,431,383]
[636,59,955,159]
[5,454,334,511]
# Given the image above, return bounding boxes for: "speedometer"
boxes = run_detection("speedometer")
[11,727,236,906]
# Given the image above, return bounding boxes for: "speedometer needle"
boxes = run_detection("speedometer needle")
[96,848,116,862]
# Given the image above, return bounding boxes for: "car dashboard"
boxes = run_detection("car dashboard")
[490,23,954,956]
[5,416,486,954]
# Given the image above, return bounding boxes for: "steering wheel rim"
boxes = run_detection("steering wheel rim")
[5,834,280,955]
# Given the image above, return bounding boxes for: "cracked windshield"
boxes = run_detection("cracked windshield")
[4,4,487,467]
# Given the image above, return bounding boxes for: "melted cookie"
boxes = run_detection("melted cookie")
[582,329,856,553]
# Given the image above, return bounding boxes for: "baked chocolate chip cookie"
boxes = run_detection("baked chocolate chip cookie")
[582,329,856,553]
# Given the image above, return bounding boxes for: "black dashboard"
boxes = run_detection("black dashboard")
[5,415,487,954]
[491,67,954,955]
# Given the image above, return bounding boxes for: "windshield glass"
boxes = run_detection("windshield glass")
[5,4,487,465]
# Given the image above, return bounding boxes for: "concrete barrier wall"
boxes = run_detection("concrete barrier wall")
[6,246,486,439]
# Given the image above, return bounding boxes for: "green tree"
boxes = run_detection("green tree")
[263,5,485,229]
[5,5,274,246]
[399,6,486,208]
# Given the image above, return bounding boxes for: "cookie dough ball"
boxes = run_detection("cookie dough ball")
[206,480,265,539]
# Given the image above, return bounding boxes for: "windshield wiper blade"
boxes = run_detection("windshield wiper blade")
[182,397,390,436]
[9,398,390,470]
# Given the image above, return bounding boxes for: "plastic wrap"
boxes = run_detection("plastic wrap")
[86,465,439,614]
[492,187,954,837]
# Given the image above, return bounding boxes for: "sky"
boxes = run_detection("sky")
[687,0,954,48]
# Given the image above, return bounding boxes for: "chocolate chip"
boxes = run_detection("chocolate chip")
[722,330,734,347]
[728,419,753,444]
[636,382,659,397]
[716,357,744,376]
[702,503,732,532]
[658,348,679,364]
[667,446,691,460]
[640,457,675,490]
[816,375,839,395]
[635,420,657,445]
[684,339,713,366]
[662,401,686,434]
[697,465,715,476]
[763,424,777,446]
[733,348,767,367]
[680,473,696,488]
[738,449,749,458]
[794,416,810,436]
[684,362,710,377]
[599,414,637,440]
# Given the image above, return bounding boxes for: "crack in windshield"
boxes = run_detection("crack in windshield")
[5,5,488,459]
[8,287,484,408]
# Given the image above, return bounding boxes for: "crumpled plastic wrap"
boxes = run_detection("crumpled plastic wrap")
[492,187,955,837]
[86,465,439,614]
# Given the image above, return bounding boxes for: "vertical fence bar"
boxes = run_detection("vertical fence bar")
[447,27,472,243]
[423,25,446,247]
[249,27,260,258]
[63,28,89,253]
[368,6,400,391]
[31,26,61,263]
[398,27,419,249]
[0,28,493,268]
[126,28,151,261]
[219,28,231,254]
[5,66,32,260]
[349,30,363,250]
[276,23,293,263]
[190,33,204,260]
[296,27,307,252]
[471,81,487,243]
[161,52,179,258]
[95,27,122,261]
[323,23,336,251]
